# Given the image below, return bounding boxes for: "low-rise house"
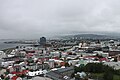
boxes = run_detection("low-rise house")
[47,59,55,68]
[11,76,22,80]
[94,51,109,57]
[7,54,15,58]
[26,69,44,77]
[116,54,120,61]
[32,76,52,80]
[54,59,65,67]
[2,56,21,62]
[46,67,74,80]
[99,58,109,62]
[104,62,120,70]
[0,51,6,59]
[27,62,49,70]
[7,66,14,73]
[75,72,87,79]
[7,61,27,73]
[50,51,61,57]
[37,63,49,70]
[11,70,29,76]
[68,60,79,66]
[1,61,15,68]
[77,60,88,66]
[15,51,26,57]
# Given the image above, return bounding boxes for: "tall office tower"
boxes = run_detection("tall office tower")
[40,37,46,46]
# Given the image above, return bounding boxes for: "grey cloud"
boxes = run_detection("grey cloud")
[0,0,120,39]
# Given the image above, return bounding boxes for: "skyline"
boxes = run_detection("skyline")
[0,0,120,39]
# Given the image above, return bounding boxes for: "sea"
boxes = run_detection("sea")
[0,40,30,50]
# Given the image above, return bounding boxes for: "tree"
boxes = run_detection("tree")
[103,71,113,80]
[75,74,80,80]
[84,63,103,73]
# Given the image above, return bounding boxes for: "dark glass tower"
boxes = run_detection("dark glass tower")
[40,37,46,46]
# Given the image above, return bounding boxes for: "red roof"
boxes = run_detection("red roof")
[26,53,34,57]
[84,56,98,59]
[11,76,19,80]
[11,70,29,75]
[53,57,59,60]
[99,58,109,62]
[26,51,35,53]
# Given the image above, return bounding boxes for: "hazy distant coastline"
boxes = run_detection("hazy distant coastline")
[0,40,31,50]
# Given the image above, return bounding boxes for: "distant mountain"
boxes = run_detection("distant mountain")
[61,34,117,40]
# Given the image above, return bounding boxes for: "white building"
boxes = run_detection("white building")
[0,51,6,59]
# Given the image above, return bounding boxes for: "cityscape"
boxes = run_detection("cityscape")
[0,0,120,80]
[0,35,120,80]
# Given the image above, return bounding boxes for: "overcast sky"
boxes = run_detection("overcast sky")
[0,0,120,39]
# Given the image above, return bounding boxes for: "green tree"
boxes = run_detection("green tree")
[103,71,113,80]
[75,74,80,80]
